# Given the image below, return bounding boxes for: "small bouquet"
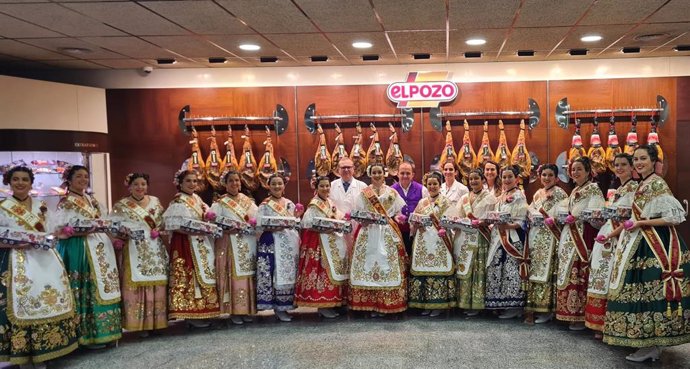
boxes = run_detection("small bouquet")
[0,227,57,250]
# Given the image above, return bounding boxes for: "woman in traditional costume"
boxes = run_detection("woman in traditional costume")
[349,163,408,316]
[408,171,457,317]
[256,174,302,322]
[604,145,690,362]
[210,170,258,325]
[584,154,637,337]
[111,173,168,336]
[164,170,219,328]
[454,169,496,316]
[485,165,528,319]
[482,161,501,197]
[295,176,349,318]
[554,157,605,330]
[54,165,121,348]
[524,164,568,325]
[0,166,77,368]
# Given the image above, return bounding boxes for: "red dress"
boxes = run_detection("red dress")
[294,229,345,307]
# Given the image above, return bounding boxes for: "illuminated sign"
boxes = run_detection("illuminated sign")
[386,71,458,108]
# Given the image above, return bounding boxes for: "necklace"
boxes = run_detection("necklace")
[69,189,84,197]
[12,194,29,202]
[131,195,145,202]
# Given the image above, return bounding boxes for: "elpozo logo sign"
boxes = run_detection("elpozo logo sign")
[386,71,458,108]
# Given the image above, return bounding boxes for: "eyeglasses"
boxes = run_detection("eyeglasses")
[340,166,353,170]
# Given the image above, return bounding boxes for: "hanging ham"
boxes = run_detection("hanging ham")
[568,119,587,164]
[349,122,367,178]
[475,121,495,169]
[314,124,332,177]
[187,126,207,191]
[366,123,384,167]
[587,119,607,175]
[623,115,639,156]
[205,125,223,191]
[220,125,239,174]
[257,126,278,189]
[493,120,512,169]
[238,125,258,191]
[439,121,457,167]
[510,119,532,181]
[457,120,476,183]
[385,123,404,177]
[331,123,347,177]
[604,116,622,172]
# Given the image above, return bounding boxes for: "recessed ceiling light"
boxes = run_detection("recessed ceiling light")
[239,44,260,51]
[466,38,486,46]
[580,35,602,42]
[58,47,92,55]
[352,41,372,49]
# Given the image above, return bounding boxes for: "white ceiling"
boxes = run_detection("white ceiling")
[0,0,688,70]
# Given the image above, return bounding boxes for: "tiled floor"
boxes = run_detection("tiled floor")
[6,308,690,369]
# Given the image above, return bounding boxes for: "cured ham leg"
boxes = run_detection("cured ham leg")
[349,122,367,178]
[314,124,332,176]
[238,125,258,191]
[385,123,404,177]
[257,126,278,189]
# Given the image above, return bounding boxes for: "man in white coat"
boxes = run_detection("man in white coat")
[330,157,367,215]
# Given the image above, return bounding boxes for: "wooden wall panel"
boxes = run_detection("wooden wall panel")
[107,86,296,206]
[675,77,690,241]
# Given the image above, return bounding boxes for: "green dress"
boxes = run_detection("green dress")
[603,175,690,348]
[56,193,122,345]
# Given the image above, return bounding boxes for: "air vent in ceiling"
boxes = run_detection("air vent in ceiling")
[569,49,588,56]
[464,51,482,58]
[362,54,379,61]
[260,56,278,63]
[310,55,328,62]
[517,50,535,57]
[413,53,430,60]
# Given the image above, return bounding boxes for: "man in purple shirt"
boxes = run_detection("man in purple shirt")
[391,161,429,257]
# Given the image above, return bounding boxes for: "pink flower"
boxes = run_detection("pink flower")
[150,229,160,239]
[62,225,75,237]
[248,217,257,227]
[344,212,351,221]
[112,239,125,250]
[437,228,447,238]
[596,234,607,243]
[204,211,217,221]
[624,220,634,230]
[544,217,555,226]
[505,196,515,203]
[565,214,576,224]
[295,203,305,214]
[471,219,480,227]
[395,214,407,224]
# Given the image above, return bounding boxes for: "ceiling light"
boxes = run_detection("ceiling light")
[58,47,92,55]
[310,55,328,62]
[260,56,278,63]
[208,57,227,64]
[466,39,486,46]
[362,54,379,61]
[352,41,372,49]
[621,47,640,54]
[156,58,176,65]
[239,44,260,51]
[569,49,588,56]
[580,35,602,42]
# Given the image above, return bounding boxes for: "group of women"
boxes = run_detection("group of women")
[0,144,688,368]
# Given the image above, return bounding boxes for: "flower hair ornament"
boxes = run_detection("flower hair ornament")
[124,173,135,187]
[366,164,387,178]
[172,169,186,187]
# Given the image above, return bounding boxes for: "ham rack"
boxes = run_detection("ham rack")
[428,98,541,132]
[304,103,414,133]
[178,104,289,135]
[554,95,669,129]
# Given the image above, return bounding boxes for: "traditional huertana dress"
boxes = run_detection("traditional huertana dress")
[408,195,457,310]
[112,196,168,332]
[0,198,77,364]
[485,189,529,309]
[555,181,604,322]
[349,186,407,313]
[164,192,219,320]
[256,197,300,312]
[295,196,349,308]
[584,179,637,331]
[604,174,690,347]
[210,193,258,316]
[525,186,568,314]
[454,189,496,310]
[54,192,122,345]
